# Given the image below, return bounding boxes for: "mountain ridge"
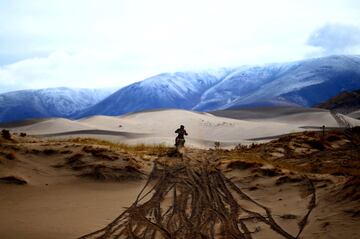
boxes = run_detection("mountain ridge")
[76,71,231,118]
[316,88,360,114]
[0,87,115,123]
[76,55,360,118]
[1,55,360,123]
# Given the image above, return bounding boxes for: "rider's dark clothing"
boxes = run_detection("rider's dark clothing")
[175,128,188,139]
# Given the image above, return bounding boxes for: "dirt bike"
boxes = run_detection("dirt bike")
[175,137,185,150]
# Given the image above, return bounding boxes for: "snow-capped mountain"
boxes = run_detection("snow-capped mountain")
[76,71,232,117]
[2,55,360,123]
[0,87,116,123]
[212,55,360,110]
[77,55,360,117]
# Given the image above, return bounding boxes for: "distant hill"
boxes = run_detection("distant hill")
[2,55,360,123]
[210,106,327,120]
[76,55,360,118]
[0,87,115,123]
[76,70,230,118]
[197,55,360,111]
[316,88,360,114]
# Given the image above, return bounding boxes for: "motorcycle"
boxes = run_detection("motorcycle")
[175,137,185,150]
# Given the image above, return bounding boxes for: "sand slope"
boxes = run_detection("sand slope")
[348,109,360,119]
[6,108,360,148]
[1,129,359,238]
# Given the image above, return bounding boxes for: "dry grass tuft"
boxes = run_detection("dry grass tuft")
[226,160,262,170]
[80,155,316,239]
[5,152,16,160]
[66,153,85,167]
[80,164,144,181]
[275,175,304,185]
[60,150,72,154]
[43,148,58,155]
[338,176,360,201]
[63,138,169,156]
[253,167,283,177]
[0,175,27,185]
[226,129,360,176]
[1,129,11,140]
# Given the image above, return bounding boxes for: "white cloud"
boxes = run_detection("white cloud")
[307,23,360,56]
[0,0,360,92]
[0,50,152,92]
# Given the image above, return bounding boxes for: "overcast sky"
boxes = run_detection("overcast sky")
[0,0,360,93]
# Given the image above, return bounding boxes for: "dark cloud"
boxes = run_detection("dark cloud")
[307,23,360,55]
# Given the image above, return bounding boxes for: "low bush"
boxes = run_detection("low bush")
[305,140,325,150]
[1,129,11,140]
[43,149,58,155]
[6,152,16,160]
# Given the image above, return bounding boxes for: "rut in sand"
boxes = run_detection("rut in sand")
[79,151,316,239]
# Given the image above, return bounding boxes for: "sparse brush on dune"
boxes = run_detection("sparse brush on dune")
[62,137,169,156]
[5,152,16,160]
[80,152,317,239]
[42,148,59,155]
[0,175,27,185]
[0,127,359,238]
[1,129,11,140]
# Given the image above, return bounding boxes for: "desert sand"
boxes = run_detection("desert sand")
[6,108,360,148]
[348,109,360,119]
[1,108,360,238]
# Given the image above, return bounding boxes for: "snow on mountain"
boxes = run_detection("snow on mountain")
[76,71,231,117]
[76,55,360,118]
[0,87,116,123]
[195,55,360,110]
[2,55,360,123]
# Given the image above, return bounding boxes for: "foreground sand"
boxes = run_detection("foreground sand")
[0,129,359,238]
[0,181,144,239]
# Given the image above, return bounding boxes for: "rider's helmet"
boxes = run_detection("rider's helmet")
[180,125,184,129]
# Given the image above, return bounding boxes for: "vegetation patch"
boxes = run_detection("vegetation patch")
[65,138,169,156]
[275,175,303,185]
[0,176,27,185]
[227,160,262,170]
[1,129,11,140]
[43,149,58,155]
[5,152,16,160]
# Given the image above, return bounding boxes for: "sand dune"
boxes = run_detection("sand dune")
[10,118,93,134]
[210,106,327,120]
[40,129,148,138]
[6,108,360,148]
[0,118,49,128]
[348,109,360,119]
[1,124,359,238]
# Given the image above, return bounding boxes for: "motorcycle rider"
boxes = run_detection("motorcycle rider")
[175,125,188,147]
